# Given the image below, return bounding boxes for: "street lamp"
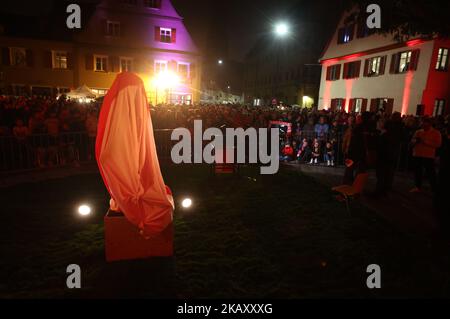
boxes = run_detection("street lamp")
[272,22,290,105]
[153,71,180,105]
[274,22,289,37]
[218,59,223,65]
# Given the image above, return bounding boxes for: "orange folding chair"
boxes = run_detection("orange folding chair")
[332,173,369,214]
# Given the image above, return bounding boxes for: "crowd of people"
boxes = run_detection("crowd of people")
[1,96,449,194]
[0,95,99,168]
[1,94,448,236]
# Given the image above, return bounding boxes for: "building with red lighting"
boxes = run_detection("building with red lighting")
[0,0,201,104]
[318,9,450,116]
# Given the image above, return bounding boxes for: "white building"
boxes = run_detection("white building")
[318,9,450,116]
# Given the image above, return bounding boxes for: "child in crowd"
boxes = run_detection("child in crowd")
[281,142,295,162]
[324,141,335,166]
[309,140,321,164]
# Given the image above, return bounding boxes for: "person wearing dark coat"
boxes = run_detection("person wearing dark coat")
[343,112,376,185]
[435,125,450,239]
[374,113,404,197]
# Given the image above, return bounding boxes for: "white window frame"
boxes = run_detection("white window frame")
[106,20,121,37]
[120,57,133,72]
[10,47,27,67]
[436,48,449,71]
[336,98,344,111]
[177,62,190,78]
[52,51,68,69]
[94,55,108,72]
[398,51,412,73]
[434,99,446,116]
[160,27,172,43]
[368,56,381,76]
[154,60,168,74]
[354,98,363,113]
[329,65,340,81]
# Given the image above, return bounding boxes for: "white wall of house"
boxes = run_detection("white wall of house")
[318,41,434,114]
[317,8,439,115]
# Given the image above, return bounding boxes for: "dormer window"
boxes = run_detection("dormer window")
[155,27,177,44]
[338,24,355,44]
[160,28,172,43]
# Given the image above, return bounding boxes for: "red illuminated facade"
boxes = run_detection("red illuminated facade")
[318,10,450,116]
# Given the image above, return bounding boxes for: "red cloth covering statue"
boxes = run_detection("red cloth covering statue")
[96,72,174,237]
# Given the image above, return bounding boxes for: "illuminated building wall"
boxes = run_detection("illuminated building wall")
[0,0,201,104]
[318,9,450,116]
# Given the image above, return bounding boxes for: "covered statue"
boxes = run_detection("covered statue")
[96,72,174,239]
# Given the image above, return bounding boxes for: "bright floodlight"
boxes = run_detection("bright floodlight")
[78,204,91,216]
[154,71,180,90]
[275,23,289,36]
[218,59,223,65]
[181,198,193,209]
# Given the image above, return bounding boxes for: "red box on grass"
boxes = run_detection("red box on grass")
[104,210,173,262]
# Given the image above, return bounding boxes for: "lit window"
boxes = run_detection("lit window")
[120,57,133,72]
[94,55,108,72]
[434,99,446,116]
[398,51,412,73]
[106,21,121,37]
[338,25,354,44]
[368,57,381,76]
[144,0,161,9]
[160,28,172,43]
[373,98,389,112]
[154,60,167,73]
[354,98,363,113]
[436,48,449,71]
[52,51,67,69]
[336,99,344,111]
[10,47,27,67]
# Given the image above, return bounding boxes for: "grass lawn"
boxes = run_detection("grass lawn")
[1,165,449,298]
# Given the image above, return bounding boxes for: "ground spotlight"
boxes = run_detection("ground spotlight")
[78,204,92,216]
[181,198,193,209]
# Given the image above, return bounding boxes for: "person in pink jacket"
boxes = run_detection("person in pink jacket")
[410,117,442,193]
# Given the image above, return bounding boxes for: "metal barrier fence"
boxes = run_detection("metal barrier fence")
[0,129,415,173]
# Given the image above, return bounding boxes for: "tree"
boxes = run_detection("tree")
[345,0,450,41]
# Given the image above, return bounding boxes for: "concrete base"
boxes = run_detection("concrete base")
[104,210,173,262]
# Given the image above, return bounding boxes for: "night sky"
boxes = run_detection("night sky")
[0,0,345,62]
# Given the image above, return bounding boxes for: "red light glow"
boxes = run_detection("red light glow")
[345,80,354,112]
[401,71,414,115]
[406,39,425,47]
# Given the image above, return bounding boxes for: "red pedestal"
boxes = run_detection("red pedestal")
[215,163,236,174]
[104,210,173,262]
